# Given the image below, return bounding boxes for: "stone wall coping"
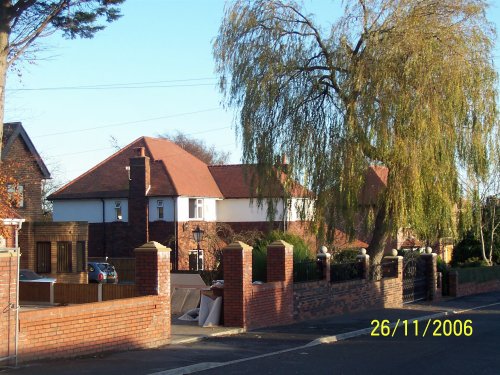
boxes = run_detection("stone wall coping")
[0,248,20,258]
[267,240,293,249]
[252,281,288,291]
[134,241,171,253]
[224,241,253,251]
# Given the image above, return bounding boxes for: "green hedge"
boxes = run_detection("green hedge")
[454,266,500,284]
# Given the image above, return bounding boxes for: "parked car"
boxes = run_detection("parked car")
[19,269,56,283]
[88,262,118,284]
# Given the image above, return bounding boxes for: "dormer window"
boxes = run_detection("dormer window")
[157,199,164,220]
[189,198,203,220]
[114,201,122,221]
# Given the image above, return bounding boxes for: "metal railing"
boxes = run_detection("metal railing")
[330,261,363,283]
[369,259,399,281]
[293,260,324,283]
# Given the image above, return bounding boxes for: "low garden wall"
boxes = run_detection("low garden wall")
[18,295,169,362]
[294,275,402,321]
[449,266,500,297]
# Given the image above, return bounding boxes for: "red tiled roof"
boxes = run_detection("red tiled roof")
[208,165,310,199]
[50,137,223,200]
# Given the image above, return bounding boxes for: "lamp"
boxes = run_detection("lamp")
[192,225,205,270]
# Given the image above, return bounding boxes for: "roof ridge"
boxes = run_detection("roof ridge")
[51,136,145,197]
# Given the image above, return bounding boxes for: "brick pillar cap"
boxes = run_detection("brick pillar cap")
[224,241,253,251]
[134,241,171,253]
[268,240,293,249]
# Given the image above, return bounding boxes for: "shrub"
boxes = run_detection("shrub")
[252,230,313,281]
[331,249,359,264]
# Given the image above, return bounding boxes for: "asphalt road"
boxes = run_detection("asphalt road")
[3,292,500,375]
[194,303,500,375]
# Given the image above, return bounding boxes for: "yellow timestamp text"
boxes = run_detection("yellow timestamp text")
[370,319,473,337]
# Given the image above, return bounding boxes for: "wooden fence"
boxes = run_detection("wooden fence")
[20,282,137,304]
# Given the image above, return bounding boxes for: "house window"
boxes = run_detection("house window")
[76,241,85,272]
[7,184,24,208]
[188,198,203,220]
[188,250,204,271]
[157,200,164,220]
[36,242,51,273]
[57,242,72,273]
[114,201,122,221]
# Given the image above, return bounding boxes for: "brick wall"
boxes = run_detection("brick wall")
[294,256,403,321]
[0,249,19,361]
[294,276,402,321]
[18,295,169,362]
[13,241,171,362]
[449,271,500,298]
[223,240,294,330]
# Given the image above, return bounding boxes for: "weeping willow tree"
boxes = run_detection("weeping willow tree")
[214,0,498,264]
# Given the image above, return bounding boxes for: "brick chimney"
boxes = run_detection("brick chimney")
[128,147,150,248]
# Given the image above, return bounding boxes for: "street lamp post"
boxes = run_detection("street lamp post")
[192,225,205,271]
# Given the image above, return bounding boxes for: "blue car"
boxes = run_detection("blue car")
[88,262,118,284]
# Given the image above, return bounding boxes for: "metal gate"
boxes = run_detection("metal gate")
[402,252,428,303]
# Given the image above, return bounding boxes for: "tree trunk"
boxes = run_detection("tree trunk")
[367,201,390,266]
[0,2,11,159]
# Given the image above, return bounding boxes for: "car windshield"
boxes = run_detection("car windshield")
[20,270,43,281]
[97,263,108,271]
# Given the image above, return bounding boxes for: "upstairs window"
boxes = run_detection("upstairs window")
[157,200,164,220]
[114,201,122,221]
[7,184,24,208]
[188,198,203,220]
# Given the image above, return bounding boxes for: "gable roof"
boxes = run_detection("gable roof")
[2,122,51,179]
[50,137,223,200]
[208,164,310,199]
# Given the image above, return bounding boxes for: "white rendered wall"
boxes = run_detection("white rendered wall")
[176,197,217,222]
[53,199,128,223]
[287,198,315,221]
[148,197,175,221]
[216,199,286,222]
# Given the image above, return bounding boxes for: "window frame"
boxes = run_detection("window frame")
[76,241,86,272]
[157,199,164,220]
[188,198,204,220]
[7,184,24,208]
[114,201,122,221]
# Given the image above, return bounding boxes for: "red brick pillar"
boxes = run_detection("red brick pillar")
[267,240,293,283]
[223,241,252,328]
[0,249,20,362]
[135,241,171,296]
[449,270,459,297]
[421,253,438,300]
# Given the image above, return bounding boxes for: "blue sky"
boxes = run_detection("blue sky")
[5,0,500,186]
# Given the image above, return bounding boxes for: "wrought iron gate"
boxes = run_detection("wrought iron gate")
[402,252,428,303]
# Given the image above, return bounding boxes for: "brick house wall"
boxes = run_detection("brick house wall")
[1,135,45,222]
[22,222,88,283]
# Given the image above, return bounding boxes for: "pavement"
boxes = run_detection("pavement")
[2,291,499,375]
